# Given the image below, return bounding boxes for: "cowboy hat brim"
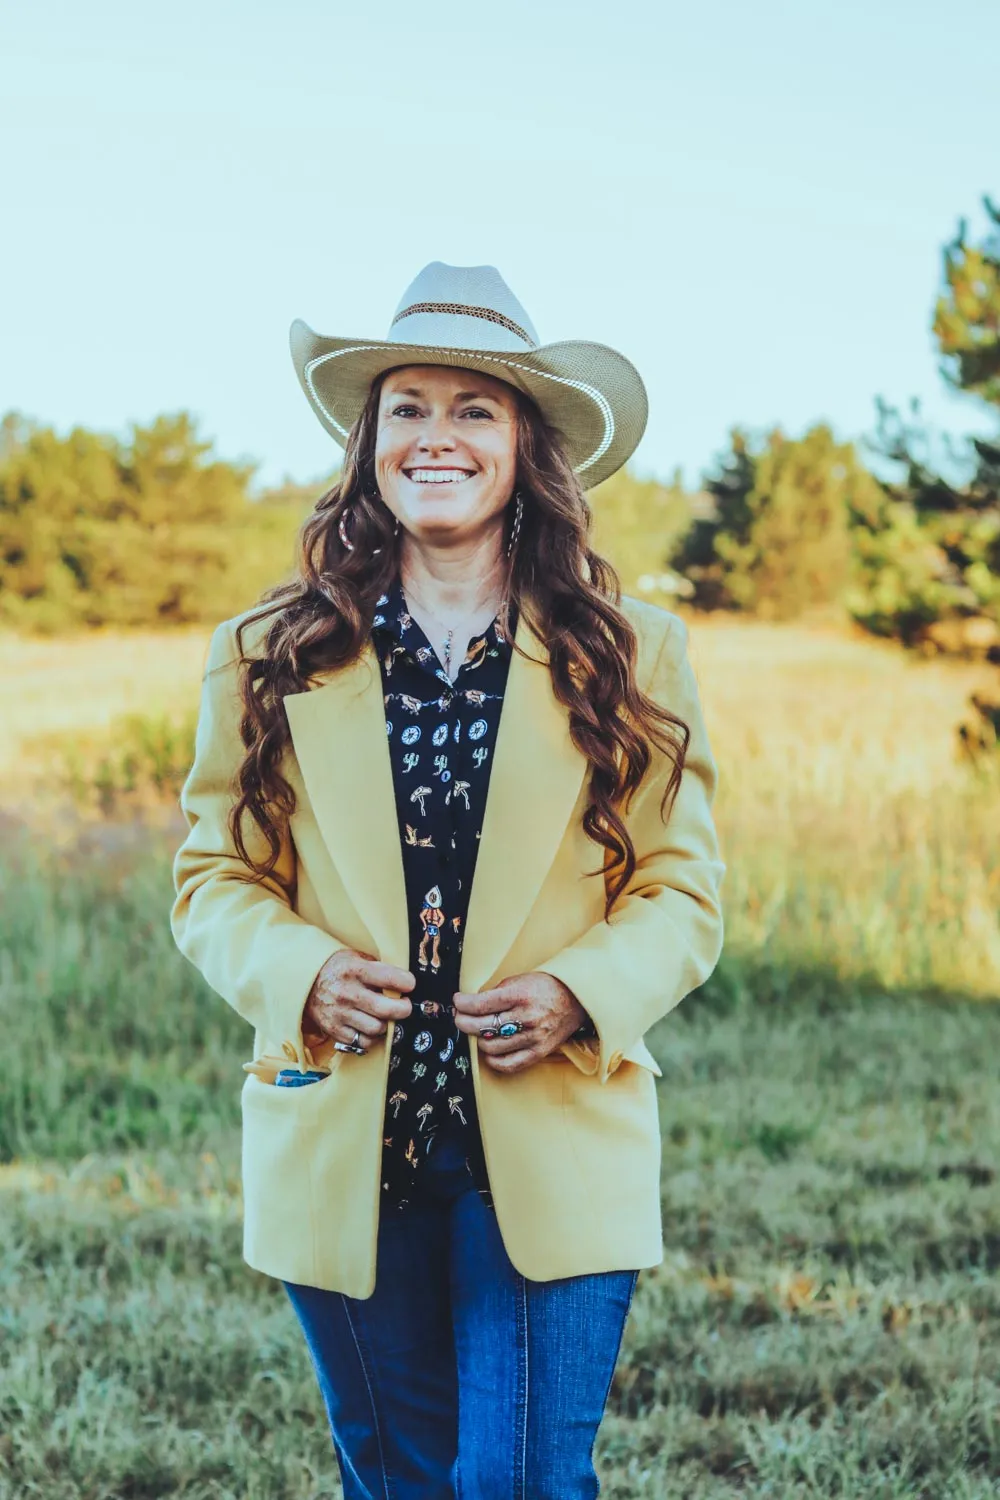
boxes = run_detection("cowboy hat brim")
[289,319,648,492]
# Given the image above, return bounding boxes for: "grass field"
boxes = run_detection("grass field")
[1,616,999,1497]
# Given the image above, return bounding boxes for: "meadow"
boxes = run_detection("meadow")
[1,616,998,1497]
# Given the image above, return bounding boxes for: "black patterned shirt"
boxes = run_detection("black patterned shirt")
[372,573,517,1212]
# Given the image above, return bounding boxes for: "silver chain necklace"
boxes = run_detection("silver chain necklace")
[400,579,505,682]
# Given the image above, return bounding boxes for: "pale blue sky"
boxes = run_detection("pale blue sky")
[3,0,997,492]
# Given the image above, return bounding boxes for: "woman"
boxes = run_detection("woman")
[171,261,725,1498]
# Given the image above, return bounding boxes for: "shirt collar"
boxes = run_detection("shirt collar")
[372,573,516,659]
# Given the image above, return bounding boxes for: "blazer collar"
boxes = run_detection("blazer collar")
[282,603,589,995]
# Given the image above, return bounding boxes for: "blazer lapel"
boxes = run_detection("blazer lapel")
[283,641,410,970]
[459,612,589,993]
[282,609,590,994]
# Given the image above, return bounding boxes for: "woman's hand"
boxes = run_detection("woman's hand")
[452,973,589,1075]
[302,950,415,1054]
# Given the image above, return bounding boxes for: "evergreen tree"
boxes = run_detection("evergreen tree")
[850,196,1000,657]
[935,196,1000,408]
[671,423,880,620]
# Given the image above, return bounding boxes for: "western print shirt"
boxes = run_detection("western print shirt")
[371,572,517,1212]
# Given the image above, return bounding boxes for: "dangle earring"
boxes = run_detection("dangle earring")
[506,490,524,557]
[372,516,400,558]
[337,507,355,552]
[338,492,400,555]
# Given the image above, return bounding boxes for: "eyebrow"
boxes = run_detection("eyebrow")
[387,386,503,403]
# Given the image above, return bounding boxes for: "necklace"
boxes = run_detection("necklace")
[400,578,505,682]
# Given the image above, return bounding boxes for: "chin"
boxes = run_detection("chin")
[408,518,472,541]
[404,502,479,531]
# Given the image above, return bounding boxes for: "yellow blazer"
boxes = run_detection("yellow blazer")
[170,595,725,1298]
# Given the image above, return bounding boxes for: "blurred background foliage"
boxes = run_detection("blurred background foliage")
[668,423,871,621]
[4,199,998,648]
[2,196,999,764]
[0,410,329,633]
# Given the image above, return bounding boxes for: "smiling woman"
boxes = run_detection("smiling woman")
[170,260,725,1497]
[376,366,520,558]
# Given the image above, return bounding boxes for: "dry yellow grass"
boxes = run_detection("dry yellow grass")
[3,614,998,997]
[0,627,209,777]
[686,619,1000,996]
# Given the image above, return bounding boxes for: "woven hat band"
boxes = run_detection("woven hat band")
[390,301,537,349]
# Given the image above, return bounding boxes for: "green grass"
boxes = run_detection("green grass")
[1,824,999,1498]
[27,707,201,817]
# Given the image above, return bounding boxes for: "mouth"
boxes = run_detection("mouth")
[402,467,478,485]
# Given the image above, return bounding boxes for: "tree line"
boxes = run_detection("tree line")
[672,195,1000,654]
[0,409,333,632]
[2,196,997,671]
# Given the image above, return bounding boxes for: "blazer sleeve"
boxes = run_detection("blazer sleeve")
[170,617,349,1069]
[535,613,725,1083]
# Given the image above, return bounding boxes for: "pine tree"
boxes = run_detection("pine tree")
[849,196,1000,660]
[671,424,880,620]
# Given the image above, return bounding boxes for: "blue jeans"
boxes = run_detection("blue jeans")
[283,1130,639,1499]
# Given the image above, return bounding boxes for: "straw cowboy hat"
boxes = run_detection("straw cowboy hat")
[289,261,649,491]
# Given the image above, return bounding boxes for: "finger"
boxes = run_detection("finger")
[309,1002,382,1046]
[453,1008,531,1038]
[479,1046,537,1075]
[355,958,417,995]
[341,1007,387,1040]
[453,1009,483,1036]
[333,978,407,1019]
[328,1016,375,1051]
[453,988,523,1018]
[475,1030,532,1056]
[358,988,414,1022]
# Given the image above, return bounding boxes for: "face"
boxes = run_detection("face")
[373,364,519,546]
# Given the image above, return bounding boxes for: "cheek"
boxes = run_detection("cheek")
[375,428,407,469]
[471,427,518,478]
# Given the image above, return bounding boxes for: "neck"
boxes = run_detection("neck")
[398,533,507,619]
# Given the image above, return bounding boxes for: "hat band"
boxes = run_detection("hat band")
[390,301,536,348]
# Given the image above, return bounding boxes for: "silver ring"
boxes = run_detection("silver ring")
[334,1030,366,1056]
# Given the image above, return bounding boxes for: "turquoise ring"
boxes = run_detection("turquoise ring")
[481,1013,523,1042]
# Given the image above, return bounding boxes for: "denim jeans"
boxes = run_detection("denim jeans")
[283,1129,639,1499]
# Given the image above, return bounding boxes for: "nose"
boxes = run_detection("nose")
[415,411,458,455]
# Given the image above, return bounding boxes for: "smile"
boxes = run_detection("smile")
[403,468,477,485]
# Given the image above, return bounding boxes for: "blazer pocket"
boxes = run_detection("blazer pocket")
[557,1038,600,1075]
[242,1037,342,1086]
[556,1036,664,1078]
[240,1071,321,1285]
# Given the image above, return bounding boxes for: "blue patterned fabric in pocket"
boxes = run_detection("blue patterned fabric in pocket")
[274,1068,328,1088]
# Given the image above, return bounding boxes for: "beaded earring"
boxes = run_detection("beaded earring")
[338,495,399,555]
[507,490,524,557]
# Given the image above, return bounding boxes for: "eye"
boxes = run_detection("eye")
[462,407,493,419]
[391,404,421,417]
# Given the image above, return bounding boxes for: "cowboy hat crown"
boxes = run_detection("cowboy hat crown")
[290,261,648,491]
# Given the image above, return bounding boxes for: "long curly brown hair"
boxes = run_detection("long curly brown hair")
[229,367,689,923]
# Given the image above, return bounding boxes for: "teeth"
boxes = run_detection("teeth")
[405,469,474,484]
